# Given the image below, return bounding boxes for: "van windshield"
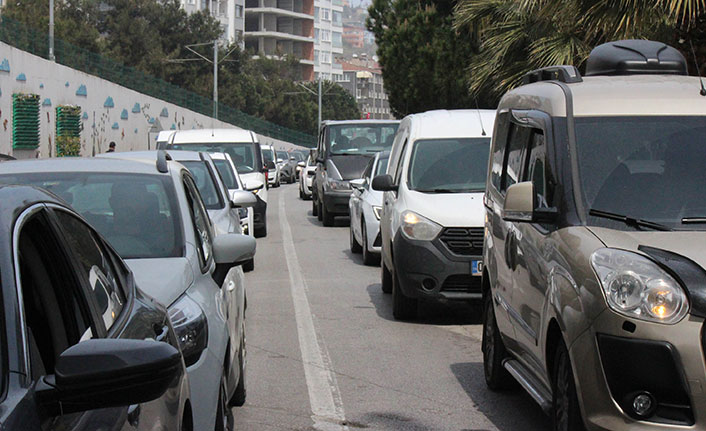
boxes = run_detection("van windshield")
[575,116,706,230]
[327,124,399,155]
[407,138,490,193]
[171,143,261,174]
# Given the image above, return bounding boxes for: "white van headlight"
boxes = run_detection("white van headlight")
[400,211,442,241]
[591,248,688,324]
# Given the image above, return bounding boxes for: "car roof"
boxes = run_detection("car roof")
[165,150,211,163]
[405,109,496,140]
[261,144,274,150]
[500,75,706,117]
[1,156,168,175]
[170,128,256,144]
[322,119,400,126]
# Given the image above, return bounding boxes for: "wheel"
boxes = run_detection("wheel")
[312,197,318,216]
[215,371,234,431]
[362,220,380,266]
[350,223,362,253]
[322,202,335,227]
[300,188,305,199]
[552,340,585,431]
[229,324,247,407]
[381,260,392,294]
[392,263,417,320]
[317,199,323,221]
[243,258,254,272]
[482,294,515,390]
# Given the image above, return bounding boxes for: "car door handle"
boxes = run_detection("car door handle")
[153,324,169,342]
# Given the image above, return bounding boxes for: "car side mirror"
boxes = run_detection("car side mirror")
[371,174,397,192]
[502,181,557,223]
[230,190,257,208]
[265,161,275,170]
[35,339,181,416]
[212,233,257,285]
[245,179,264,191]
[290,157,296,161]
[350,178,366,190]
[277,158,284,163]
[297,161,306,168]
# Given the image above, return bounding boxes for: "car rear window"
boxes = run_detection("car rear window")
[0,172,184,259]
[213,159,239,190]
[171,142,262,174]
[180,161,224,210]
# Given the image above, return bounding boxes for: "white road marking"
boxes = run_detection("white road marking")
[279,192,349,431]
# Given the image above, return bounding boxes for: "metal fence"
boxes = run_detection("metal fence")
[0,17,317,147]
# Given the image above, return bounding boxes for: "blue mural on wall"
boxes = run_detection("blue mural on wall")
[82,112,89,120]
[16,73,26,82]
[112,122,119,130]
[39,83,44,89]
[0,59,10,73]
[170,123,176,130]
[160,108,169,117]
[121,109,128,120]
[65,82,70,87]
[104,97,115,108]
[132,103,141,113]
[42,98,51,106]
[76,85,87,97]
[148,117,155,124]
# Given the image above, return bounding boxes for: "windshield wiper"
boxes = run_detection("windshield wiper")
[588,208,672,231]
[681,217,706,224]
[415,188,466,193]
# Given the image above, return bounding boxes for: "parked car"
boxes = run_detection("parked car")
[0,153,255,431]
[372,109,495,319]
[0,184,192,430]
[291,150,307,180]
[349,151,389,266]
[299,149,317,200]
[210,151,262,239]
[262,144,280,188]
[482,40,706,431]
[313,119,399,226]
[164,128,269,237]
[277,150,297,184]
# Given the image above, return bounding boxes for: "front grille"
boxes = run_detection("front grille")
[439,227,484,256]
[441,274,482,292]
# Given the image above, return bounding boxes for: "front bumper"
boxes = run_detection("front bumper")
[392,230,482,300]
[571,309,706,430]
[322,190,352,216]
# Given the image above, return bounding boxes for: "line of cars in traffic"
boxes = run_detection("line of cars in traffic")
[302,39,706,431]
[0,128,273,429]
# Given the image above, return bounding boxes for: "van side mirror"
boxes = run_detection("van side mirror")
[350,178,366,190]
[245,179,264,191]
[503,181,557,223]
[371,174,397,192]
[230,190,257,208]
[297,161,306,168]
[35,339,181,416]
[212,233,257,285]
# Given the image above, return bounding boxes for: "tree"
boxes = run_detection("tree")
[453,0,706,104]
[367,0,482,117]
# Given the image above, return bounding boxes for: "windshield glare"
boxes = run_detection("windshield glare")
[214,159,239,190]
[0,173,183,259]
[171,143,260,174]
[407,138,490,192]
[181,161,224,210]
[327,124,399,155]
[576,116,706,230]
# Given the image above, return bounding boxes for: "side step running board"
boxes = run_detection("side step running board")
[503,358,552,414]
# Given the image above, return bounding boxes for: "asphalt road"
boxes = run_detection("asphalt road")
[233,184,549,431]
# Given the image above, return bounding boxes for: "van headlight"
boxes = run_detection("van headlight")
[400,211,442,241]
[591,248,688,324]
[168,295,208,366]
[326,178,350,191]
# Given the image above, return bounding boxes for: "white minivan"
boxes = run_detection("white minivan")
[372,109,496,320]
[163,129,270,237]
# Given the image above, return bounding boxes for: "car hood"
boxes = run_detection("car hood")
[328,155,374,180]
[126,257,194,307]
[403,190,484,227]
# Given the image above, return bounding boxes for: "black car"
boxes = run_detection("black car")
[0,185,191,430]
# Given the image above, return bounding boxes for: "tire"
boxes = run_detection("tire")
[243,258,254,272]
[312,198,318,216]
[381,261,392,294]
[300,188,305,199]
[229,325,247,407]
[482,294,515,390]
[362,220,380,266]
[317,199,323,221]
[552,340,585,431]
[215,372,234,431]
[350,223,362,253]
[322,202,335,227]
[392,263,417,320]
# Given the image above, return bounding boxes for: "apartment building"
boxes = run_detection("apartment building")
[182,0,245,45]
[313,0,343,81]
[337,58,393,119]
[244,0,315,80]
[342,23,364,49]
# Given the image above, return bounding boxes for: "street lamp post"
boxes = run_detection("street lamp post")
[48,0,55,61]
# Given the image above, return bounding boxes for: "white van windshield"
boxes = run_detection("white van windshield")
[171,143,261,174]
[407,138,490,193]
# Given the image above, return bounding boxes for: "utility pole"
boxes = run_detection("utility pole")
[213,40,218,120]
[48,0,55,61]
[318,78,322,133]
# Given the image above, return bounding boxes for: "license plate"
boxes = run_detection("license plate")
[471,260,483,276]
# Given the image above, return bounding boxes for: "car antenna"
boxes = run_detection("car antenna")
[686,39,706,96]
[473,95,487,136]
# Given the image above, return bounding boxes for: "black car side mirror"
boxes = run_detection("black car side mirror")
[35,339,181,416]
[372,174,397,192]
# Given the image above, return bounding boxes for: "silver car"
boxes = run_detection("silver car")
[0,152,255,431]
[349,151,389,266]
[210,152,262,239]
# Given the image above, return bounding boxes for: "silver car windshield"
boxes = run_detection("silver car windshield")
[180,161,224,210]
[407,138,490,193]
[0,173,184,259]
[213,159,239,190]
[327,124,399,155]
[576,116,706,230]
